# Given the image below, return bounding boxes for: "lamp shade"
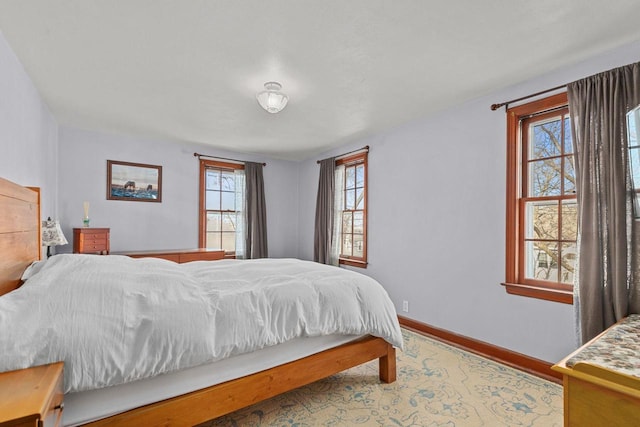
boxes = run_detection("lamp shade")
[42,218,68,247]
[256,82,289,113]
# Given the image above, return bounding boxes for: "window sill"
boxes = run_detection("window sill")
[339,258,368,268]
[501,282,573,305]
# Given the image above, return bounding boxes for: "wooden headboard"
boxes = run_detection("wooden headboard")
[0,177,40,296]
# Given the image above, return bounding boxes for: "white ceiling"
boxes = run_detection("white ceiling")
[1,1,640,160]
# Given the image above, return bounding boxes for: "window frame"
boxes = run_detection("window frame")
[627,106,640,217]
[198,159,244,256]
[337,152,368,268]
[503,92,574,304]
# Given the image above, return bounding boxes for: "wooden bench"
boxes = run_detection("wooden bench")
[552,314,640,426]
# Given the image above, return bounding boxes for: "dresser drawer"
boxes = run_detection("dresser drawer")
[43,368,64,427]
[80,242,108,253]
[81,233,107,242]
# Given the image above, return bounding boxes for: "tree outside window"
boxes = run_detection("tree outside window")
[522,112,577,285]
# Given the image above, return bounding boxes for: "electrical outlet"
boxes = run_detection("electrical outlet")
[402,300,409,313]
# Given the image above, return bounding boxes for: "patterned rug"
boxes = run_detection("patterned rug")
[201,329,563,426]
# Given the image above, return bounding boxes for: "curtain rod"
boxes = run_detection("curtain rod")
[490,83,567,111]
[193,152,266,166]
[316,145,369,164]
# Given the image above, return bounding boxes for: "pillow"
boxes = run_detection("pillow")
[20,260,47,281]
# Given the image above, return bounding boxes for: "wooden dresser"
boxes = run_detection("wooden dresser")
[73,227,110,255]
[113,248,225,263]
[0,362,64,427]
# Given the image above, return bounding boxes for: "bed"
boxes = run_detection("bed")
[0,176,401,426]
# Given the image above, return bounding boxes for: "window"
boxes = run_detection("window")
[199,160,244,256]
[504,93,576,304]
[336,152,368,267]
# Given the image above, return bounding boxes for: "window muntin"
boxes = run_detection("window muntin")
[337,153,367,267]
[199,160,243,254]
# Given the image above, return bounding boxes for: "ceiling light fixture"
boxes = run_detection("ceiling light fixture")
[256,82,289,114]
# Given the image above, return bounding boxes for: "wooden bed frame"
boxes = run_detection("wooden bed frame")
[0,176,397,426]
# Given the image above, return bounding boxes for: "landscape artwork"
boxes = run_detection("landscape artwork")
[107,160,162,202]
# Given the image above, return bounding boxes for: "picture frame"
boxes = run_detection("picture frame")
[107,160,162,202]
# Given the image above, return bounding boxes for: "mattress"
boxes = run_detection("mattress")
[64,333,360,426]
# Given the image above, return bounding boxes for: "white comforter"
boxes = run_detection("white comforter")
[0,255,403,393]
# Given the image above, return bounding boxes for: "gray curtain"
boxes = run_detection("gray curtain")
[314,158,335,264]
[568,61,640,343]
[244,162,268,259]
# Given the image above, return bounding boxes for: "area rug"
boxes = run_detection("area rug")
[201,329,563,426]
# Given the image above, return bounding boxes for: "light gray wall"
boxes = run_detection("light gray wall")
[57,127,299,257]
[0,29,58,226]
[297,39,640,363]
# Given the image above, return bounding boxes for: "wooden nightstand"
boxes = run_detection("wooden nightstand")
[73,227,110,255]
[0,362,64,427]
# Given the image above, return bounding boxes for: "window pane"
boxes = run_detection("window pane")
[353,211,364,234]
[346,166,355,189]
[206,190,220,210]
[630,147,640,191]
[564,157,576,194]
[525,201,558,240]
[342,234,352,256]
[356,164,364,187]
[221,191,235,210]
[346,189,356,210]
[356,188,364,209]
[563,118,573,154]
[206,170,220,190]
[206,232,221,249]
[561,202,578,241]
[531,119,562,159]
[353,234,364,258]
[561,243,577,284]
[530,158,561,196]
[222,213,236,232]
[206,212,221,232]
[342,212,352,233]
[629,109,639,147]
[525,241,559,281]
[221,172,235,191]
[221,232,236,252]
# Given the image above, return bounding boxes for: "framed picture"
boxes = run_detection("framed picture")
[107,160,162,202]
